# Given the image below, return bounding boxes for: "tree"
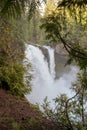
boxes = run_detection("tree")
[0,0,41,96]
[0,18,31,96]
[0,0,38,19]
[41,0,87,68]
[0,0,48,96]
[41,0,87,129]
[42,70,87,129]
[44,0,57,16]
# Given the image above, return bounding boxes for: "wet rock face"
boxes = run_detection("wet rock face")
[55,44,68,56]
[32,44,70,79]
[54,51,70,78]
[39,45,70,79]
[39,46,50,63]
[38,46,51,71]
[55,51,68,65]
[32,44,50,67]
[54,44,70,78]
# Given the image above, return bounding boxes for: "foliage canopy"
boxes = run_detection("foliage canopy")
[41,0,87,129]
[0,17,31,96]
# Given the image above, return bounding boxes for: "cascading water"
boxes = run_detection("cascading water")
[44,46,55,79]
[25,44,79,106]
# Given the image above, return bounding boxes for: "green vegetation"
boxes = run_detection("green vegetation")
[0,117,20,130]
[0,17,31,96]
[0,116,43,130]
[42,71,87,129]
[0,0,87,129]
[41,0,87,129]
[0,0,48,96]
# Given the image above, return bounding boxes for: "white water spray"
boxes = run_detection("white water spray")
[25,44,78,105]
[44,46,55,79]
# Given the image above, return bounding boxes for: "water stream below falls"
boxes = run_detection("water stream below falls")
[25,44,79,106]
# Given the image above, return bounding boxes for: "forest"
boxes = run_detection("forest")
[0,0,87,129]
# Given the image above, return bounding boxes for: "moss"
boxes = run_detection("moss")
[0,117,20,130]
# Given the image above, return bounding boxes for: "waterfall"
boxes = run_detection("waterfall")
[44,46,55,79]
[25,44,79,106]
[25,45,54,84]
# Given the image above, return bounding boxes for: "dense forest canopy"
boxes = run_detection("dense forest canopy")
[41,0,87,67]
[41,0,87,129]
[0,0,38,19]
[0,0,87,129]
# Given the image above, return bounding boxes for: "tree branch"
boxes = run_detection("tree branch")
[65,92,79,130]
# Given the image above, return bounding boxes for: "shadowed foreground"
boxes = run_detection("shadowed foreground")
[0,88,66,130]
